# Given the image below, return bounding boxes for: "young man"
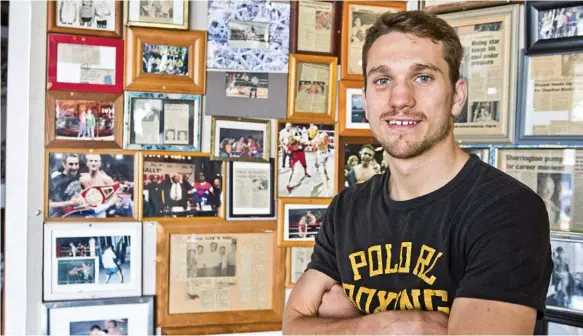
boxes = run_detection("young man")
[283,11,552,335]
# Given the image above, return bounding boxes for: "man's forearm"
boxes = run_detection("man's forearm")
[283,314,366,335]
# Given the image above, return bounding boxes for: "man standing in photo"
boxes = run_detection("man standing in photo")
[48,154,83,217]
[345,144,379,186]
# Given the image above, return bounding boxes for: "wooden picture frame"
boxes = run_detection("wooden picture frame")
[421,0,521,14]
[45,91,123,149]
[277,198,332,247]
[210,117,271,163]
[124,0,189,30]
[338,79,371,137]
[124,27,206,94]
[287,53,338,123]
[47,33,124,93]
[340,1,407,81]
[290,0,341,56]
[228,160,275,219]
[140,151,226,221]
[284,247,313,288]
[47,0,123,38]
[156,220,284,332]
[44,148,140,222]
[337,136,385,192]
[526,1,583,55]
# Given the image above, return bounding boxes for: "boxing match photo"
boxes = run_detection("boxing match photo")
[277,198,331,247]
[338,138,387,191]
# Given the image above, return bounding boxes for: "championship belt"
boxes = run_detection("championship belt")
[80,182,121,208]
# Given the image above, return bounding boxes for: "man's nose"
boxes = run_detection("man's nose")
[388,81,416,110]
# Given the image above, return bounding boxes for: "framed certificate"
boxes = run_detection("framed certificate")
[124,0,189,30]
[290,0,341,56]
[338,79,370,137]
[47,0,123,38]
[526,1,583,55]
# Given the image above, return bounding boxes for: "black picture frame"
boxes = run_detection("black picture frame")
[228,159,275,219]
[542,310,583,334]
[526,1,583,55]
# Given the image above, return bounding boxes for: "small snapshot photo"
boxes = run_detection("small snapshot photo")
[142,155,223,218]
[57,258,97,285]
[70,318,128,336]
[538,6,583,40]
[55,98,115,141]
[47,152,135,219]
[227,20,270,49]
[547,237,583,312]
[142,44,188,76]
[225,72,269,99]
[55,0,117,31]
[187,237,237,280]
[284,204,327,241]
[277,122,335,197]
[212,118,269,161]
[537,173,572,231]
[343,143,387,188]
[138,0,176,24]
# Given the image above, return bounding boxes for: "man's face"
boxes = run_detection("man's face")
[198,173,205,182]
[211,243,218,252]
[63,157,79,175]
[360,147,374,163]
[86,155,102,171]
[541,177,555,200]
[107,321,115,330]
[220,246,226,255]
[197,246,203,254]
[362,32,466,160]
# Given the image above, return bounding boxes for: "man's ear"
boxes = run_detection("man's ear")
[451,79,468,117]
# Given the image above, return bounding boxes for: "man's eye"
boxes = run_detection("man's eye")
[373,78,389,85]
[415,75,432,83]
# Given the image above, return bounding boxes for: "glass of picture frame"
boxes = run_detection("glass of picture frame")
[228,160,275,219]
[47,33,124,93]
[124,0,189,30]
[338,79,371,137]
[124,91,202,151]
[43,222,143,301]
[285,247,313,288]
[141,152,225,220]
[47,1,123,38]
[337,136,386,192]
[546,231,583,315]
[290,0,340,56]
[44,149,139,221]
[210,117,271,162]
[125,27,206,94]
[277,198,331,247]
[526,1,583,55]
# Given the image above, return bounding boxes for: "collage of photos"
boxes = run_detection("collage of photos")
[343,143,387,188]
[225,72,269,99]
[54,98,115,141]
[283,204,326,241]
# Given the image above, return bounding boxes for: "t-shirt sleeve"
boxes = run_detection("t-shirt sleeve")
[306,195,341,283]
[456,188,553,318]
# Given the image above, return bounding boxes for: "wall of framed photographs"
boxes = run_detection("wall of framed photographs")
[3,0,583,335]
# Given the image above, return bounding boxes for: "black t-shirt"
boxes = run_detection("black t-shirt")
[308,154,553,318]
[48,172,82,217]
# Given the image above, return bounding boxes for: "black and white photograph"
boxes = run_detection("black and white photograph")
[457,101,500,124]
[46,152,135,219]
[538,6,583,40]
[70,318,128,336]
[142,155,223,218]
[349,9,377,44]
[537,173,573,231]
[278,122,335,197]
[142,43,188,76]
[284,205,326,241]
[343,143,386,188]
[138,0,175,23]
[186,238,237,280]
[228,20,270,49]
[547,235,583,313]
[225,72,269,99]
[56,0,117,31]
[57,258,97,285]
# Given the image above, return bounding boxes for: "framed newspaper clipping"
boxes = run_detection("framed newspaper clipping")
[546,231,583,315]
[277,198,331,248]
[156,220,284,334]
[338,79,371,137]
[439,4,520,143]
[228,160,275,219]
[517,51,583,145]
[496,147,582,233]
[285,247,313,288]
[290,0,341,56]
[526,1,583,55]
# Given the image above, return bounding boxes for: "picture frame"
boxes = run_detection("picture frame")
[155,220,284,332]
[47,33,124,93]
[277,198,331,247]
[141,151,225,220]
[460,146,491,164]
[285,247,313,288]
[546,231,583,315]
[124,0,189,30]
[206,0,291,72]
[420,0,520,14]
[47,296,154,335]
[340,1,407,81]
[290,0,341,56]
[516,50,583,145]
[123,91,202,152]
[228,160,275,219]
[337,136,386,192]
[543,309,583,334]
[338,79,371,137]
[47,0,123,38]
[210,117,271,162]
[43,222,143,301]
[287,54,338,123]
[45,91,123,149]
[276,121,337,198]
[440,4,520,143]
[526,1,583,55]
[44,149,139,222]
[124,27,206,94]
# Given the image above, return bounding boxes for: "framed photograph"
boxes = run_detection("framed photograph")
[45,91,123,149]
[47,33,124,93]
[421,0,519,14]
[142,152,225,220]
[496,148,581,232]
[338,79,371,137]
[210,117,270,162]
[544,309,583,334]
[207,0,291,72]
[340,1,406,80]
[287,53,338,123]
[225,71,269,99]
[228,160,275,219]
[124,91,202,152]
[526,1,583,55]
[277,121,336,198]
[338,136,387,191]
[285,247,313,288]
[47,296,154,336]
[125,27,206,94]
[440,4,520,143]
[461,147,491,163]
[44,149,138,221]
[290,0,341,56]
[43,222,142,301]
[277,198,331,247]
[47,0,122,38]
[156,220,284,332]
[547,232,583,314]
[125,0,189,30]
[517,51,583,144]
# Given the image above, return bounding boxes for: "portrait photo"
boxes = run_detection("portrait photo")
[70,318,128,336]
[225,72,269,99]
[538,5,583,40]
[537,172,573,231]
[186,237,237,285]
[211,117,270,162]
[547,236,583,313]
[227,20,270,49]
[142,43,188,76]
[343,143,387,188]
[54,98,115,141]
[55,0,117,32]
[283,204,327,241]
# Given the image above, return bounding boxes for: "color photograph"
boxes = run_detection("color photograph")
[70,318,128,336]
[142,43,188,75]
[284,205,326,241]
[57,258,97,285]
[55,98,115,140]
[225,72,269,99]
[538,6,583,40]
[343,143,386,188]
[217,128,265,159]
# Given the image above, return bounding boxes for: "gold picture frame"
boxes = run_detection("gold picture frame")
[277,198,332,248]
[124,0,189,30]
[210,117,271,163]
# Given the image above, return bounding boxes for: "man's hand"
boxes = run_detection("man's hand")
[318,284,361,318]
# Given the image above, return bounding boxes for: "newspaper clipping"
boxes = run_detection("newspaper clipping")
[525,53,583,136]
[169,233,274,314]
[297,1,334,53]
[163,103,190,145]
[232,162,271,215]
[295,63,330,113]
[498,149,583,232]
[455,21,505,131]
